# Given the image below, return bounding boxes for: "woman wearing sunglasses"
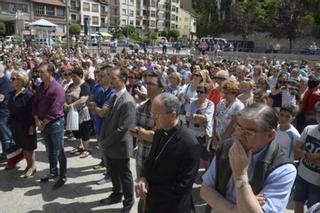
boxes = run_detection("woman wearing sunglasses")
[268,71,296,111]
[8,71,37,177]
[186,83,214,169]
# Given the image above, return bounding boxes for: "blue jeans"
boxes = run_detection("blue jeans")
[41,117,67,178]
[0,116,14,155]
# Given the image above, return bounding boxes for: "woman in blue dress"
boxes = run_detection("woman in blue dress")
[8,70,37,177]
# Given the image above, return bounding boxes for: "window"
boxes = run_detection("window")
[35,4,44,15]
[150,20,156,27]
[150,10,156,17]
[83,2,90,11]
[130,0,134,4]
[71,0,76,8]
[71,14,76,20]
[136,20,140,26]
[46,5,55,16]
[101,18,105,24]
[56,7,65,16]
[130,10,134,17]
[122,19,126,25]
[20,4,29,13]
[92,4,99,12]
[130,20,134,25]
[101,6,105,13]
[114,0,117,4]
[9,3,16,13]
[142,10,147,16]
[151,0,156,7]
[142,20,147,25]
[122,9,126,15]
[92,16,99,25]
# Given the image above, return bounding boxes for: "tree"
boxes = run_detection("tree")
[168,29,180,40]
[269,0,305,52]
[121,25,136,37]
[69,23,81,35]
[0,22,5,35]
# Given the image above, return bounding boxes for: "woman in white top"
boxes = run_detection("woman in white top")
[186,82,214,169]
[213,80,245,150]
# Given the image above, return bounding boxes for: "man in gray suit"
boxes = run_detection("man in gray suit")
[99,67,136,213]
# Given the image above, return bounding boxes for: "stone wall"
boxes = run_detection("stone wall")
[220,32,320,52]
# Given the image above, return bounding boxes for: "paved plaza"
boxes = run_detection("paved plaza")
[0,134,295,213]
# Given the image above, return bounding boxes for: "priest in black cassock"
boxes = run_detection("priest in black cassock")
[135,93,201,213]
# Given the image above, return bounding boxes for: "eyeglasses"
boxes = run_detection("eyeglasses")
[278,80,287,84]
[193,74,201,78]
[151,111,171,118]
[234,123,257,137]
[196,90,205,94]
[214,77,225,80]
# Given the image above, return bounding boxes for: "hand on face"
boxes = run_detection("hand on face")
[228,140,252,180]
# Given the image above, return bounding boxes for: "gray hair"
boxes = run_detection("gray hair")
[237,103,278,132]
[156,93,180,115]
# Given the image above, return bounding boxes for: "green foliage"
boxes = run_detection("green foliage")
[301,15,315,25]
[0,22,5,35]
[159,31,168,37]
[168,29,180,40]
[121,25,136,37]
[69,23,81,35]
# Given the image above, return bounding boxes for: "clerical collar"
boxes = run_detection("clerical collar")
[162,120,181,136]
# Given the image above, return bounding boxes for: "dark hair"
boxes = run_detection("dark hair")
[113,66,128,83]
[280,104,297,116]
[144,69,168,89]
[307,75,320,89]
[72,67,84,78]
[38,62,56,76]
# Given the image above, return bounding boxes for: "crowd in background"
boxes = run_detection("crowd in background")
[0,43,320,213]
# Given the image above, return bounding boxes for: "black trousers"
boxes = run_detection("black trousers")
[107,157,134,207]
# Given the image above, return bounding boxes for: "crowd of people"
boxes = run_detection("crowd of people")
[0,44,320,213]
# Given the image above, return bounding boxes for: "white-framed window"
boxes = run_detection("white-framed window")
[83,2,90,11]
[122,9,126,15]
[56,7,65,16]
[9,3,16,13]
[35,4,44,15]
[150,20,156,27]
[151,0,156,7]
[130,10,134,17]
[122,19,126,25]
[92,16,99,25]
[21,4,29,13]
[92,4,99,12]
[46,5,55,16]
[130,20,134,25]
[150,10,156,17]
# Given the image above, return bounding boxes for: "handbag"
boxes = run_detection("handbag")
[66,105,79,131]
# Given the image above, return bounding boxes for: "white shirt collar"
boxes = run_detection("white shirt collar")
[115,87,126,98]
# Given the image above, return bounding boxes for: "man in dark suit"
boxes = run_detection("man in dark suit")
[99,67,136,213]
[135,93,201,213]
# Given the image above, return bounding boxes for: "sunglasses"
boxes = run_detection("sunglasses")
[214,77,225,80]
[278,80,287,84]
[193,74,201,78]
[11,77,17,81]
[196,90,206,94]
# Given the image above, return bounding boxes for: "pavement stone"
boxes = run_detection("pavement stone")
[0,136,295,213]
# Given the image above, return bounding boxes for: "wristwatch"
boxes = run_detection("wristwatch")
[235,180,249,189]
